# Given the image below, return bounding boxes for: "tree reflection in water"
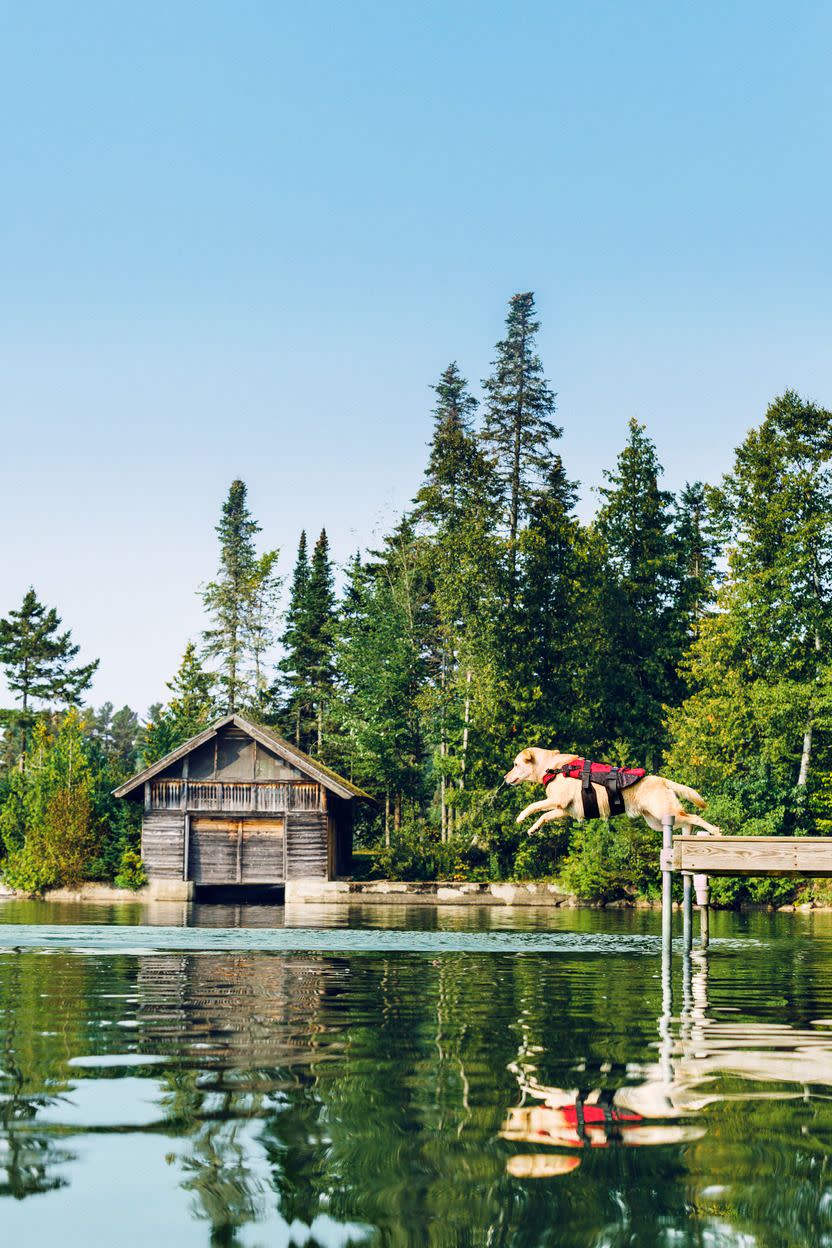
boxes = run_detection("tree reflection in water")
[2,921,832,1245]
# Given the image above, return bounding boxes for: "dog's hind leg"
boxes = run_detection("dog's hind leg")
[527,807,568,835]
[676,812,722,835]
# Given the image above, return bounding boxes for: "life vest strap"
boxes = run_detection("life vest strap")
[541,758,647,819]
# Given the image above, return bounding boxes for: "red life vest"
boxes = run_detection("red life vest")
[561,1097,643,1147]
[541,759,646,788]
[541,758,646,818]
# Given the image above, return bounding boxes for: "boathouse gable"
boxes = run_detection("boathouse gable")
[114,715,369,888]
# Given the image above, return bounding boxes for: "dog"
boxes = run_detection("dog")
[506,747,721,835]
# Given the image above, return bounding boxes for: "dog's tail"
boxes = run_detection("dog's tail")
[661,778,707,809]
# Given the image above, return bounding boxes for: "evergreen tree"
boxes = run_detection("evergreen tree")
[673,481,722,638]
[247,551,282,713]
[275,531,314,748]
[333,546,425,840]
[86,702,142,775]
[595,419,681,767]
[517,457,583,742]
[482,292,560,603]
[143,643,217,764]
[275,529,337,755]
[0,588,98,763]
[202,480,279,712]
[414,364,502,836]
[305,530,337,754]
[415,362,482,523]
[666,392,832,850]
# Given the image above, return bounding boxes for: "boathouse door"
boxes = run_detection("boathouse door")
[188,816,286,885]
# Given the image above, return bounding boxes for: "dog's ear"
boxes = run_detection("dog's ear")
[522,748,534,763]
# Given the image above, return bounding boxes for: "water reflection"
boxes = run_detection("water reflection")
[3,907,832,1245]
[502,945,832,1197]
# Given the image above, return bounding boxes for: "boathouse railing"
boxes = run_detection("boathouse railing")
[149,779,323,813]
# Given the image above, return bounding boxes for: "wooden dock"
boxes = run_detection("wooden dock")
[660,821,832,953]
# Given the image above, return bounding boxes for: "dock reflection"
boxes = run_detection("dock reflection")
[502,945,832,1177]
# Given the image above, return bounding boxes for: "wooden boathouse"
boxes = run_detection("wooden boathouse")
[114,714,370,894]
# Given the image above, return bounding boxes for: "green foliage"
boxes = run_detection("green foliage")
[331,536,426,819]
[202,479,280,713]
[114,846,148,891]
[558,818,661,902]
[482,291,560,598]
[143,642,216,765]
[595,419,686,768]
[371,820,466,882]
[0,588,98,761]
[273,529,337,754]
[666,392,832,839]
[1,711,98,893]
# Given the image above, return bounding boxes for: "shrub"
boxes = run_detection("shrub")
[114,847,148,891]
[558,818,661,902]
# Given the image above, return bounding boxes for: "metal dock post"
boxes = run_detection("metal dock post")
[682,872,693,954]
[661,813,675,956]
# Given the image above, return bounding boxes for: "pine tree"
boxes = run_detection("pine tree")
[0,588,98,764]
[595,419,680,767]
[247,551,282,713]
[415,363,482,524]
[482,292,560,603]
[673,481,721,638]
[202,480,279,712]
[276,531,315,748]
[414,363,502,836]
[87,702,141,774]
[143,643,216,763]
[333,546,424,841]
[305,530,337,755]
[518,456,583,742]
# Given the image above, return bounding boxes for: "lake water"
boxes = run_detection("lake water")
[2,901,832,1247]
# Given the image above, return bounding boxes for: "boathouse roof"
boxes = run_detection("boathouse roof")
[114,713,372,802]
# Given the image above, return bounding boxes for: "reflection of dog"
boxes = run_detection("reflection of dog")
[506,747,721,835]
[501,1086,706,1177]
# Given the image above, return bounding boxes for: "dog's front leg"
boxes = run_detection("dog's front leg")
[527,807,567,835]
[516,798,558,825]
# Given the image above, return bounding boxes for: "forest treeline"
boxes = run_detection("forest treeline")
[1,292,831,902]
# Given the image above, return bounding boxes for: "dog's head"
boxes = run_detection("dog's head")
[505,748,541,785]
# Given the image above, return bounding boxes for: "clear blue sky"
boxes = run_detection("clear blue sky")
[1,1,830,712]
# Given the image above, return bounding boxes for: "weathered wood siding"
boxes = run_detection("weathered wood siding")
[188,816,286,884]
[240,818,285,884]
[156,727,305,784]
[285,812,328,878]
[141,811,185,879]
[189,817,238,884]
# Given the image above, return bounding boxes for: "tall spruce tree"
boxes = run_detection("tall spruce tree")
[518,457,583,743]
[202,480,279,712]
[673,481,721,638]
[414,363,501,836]
[416,363,482,523]
[334,541,425,840]
[482,292,560,604]
[306,530,337,755]
[596,419,680,767]
[276,531,314,748]
[0,588,98,764]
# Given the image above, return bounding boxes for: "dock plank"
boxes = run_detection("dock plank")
[672,836,832,877]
